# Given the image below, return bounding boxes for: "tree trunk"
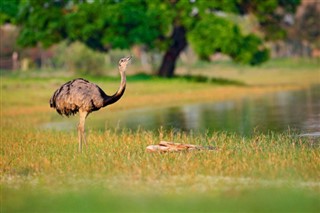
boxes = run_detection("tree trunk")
[158,25,187,77]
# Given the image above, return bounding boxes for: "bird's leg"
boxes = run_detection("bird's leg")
[82,126,87,148]
[78,124,82,152]
[78,111,88,153]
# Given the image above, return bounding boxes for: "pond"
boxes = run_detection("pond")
[45,85,320,137]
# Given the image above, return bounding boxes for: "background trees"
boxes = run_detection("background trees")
[0,0,20,24]
[1,0,306,77]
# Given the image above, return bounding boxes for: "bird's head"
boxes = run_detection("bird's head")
[118,56,132,72]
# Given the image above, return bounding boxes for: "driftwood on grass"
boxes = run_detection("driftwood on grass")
[146,141,216,153]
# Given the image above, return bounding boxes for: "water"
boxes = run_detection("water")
[46,85,320,136]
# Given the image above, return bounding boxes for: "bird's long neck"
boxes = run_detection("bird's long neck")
[103,70,126,107]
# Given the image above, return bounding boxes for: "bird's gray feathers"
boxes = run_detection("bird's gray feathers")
[50,78,108,116]
[49,56,130,153]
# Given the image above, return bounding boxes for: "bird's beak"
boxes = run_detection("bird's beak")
[127,56,132,61]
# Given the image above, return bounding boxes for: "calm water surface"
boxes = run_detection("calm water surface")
[46,85,320,136]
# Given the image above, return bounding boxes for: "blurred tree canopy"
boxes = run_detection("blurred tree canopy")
[14,0,300,77]
[0,0,21,24]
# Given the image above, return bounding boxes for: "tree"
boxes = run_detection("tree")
[0,0,20,24]
[17,0,169,50]
[16,0,300,77]
[156,0,300,76]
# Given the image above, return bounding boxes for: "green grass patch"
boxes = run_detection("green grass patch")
[3,186,319,213]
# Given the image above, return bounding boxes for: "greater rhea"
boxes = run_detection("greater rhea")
[50,56,131,152]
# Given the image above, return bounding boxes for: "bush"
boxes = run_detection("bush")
[188,15,269,65]
[53,41,107,75]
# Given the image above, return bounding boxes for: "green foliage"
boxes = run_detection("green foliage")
[97,0,169,49]
[233,35,269,65]
[188,16,235,59]
[188,16,269,65]
[53,41,106,75]
[17,0,68,48]
[0,0,20,24]
[17,0,169,51]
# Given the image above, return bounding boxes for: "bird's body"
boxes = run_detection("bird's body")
[50,78,115,116]
[50,56,131,152]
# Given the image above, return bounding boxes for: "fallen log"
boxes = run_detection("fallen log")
[146,141,216,153]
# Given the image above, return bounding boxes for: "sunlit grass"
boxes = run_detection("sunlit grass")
[1,126,320,212]
[2,128,319,181]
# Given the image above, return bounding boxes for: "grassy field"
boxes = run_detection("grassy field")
[1,59,320,212]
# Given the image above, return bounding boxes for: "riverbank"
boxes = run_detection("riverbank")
[2,64,319,116]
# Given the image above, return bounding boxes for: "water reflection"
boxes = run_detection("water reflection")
[47,85,320,136]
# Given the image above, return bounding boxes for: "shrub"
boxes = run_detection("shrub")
[188,15,269,65]
[54,41,107,75]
